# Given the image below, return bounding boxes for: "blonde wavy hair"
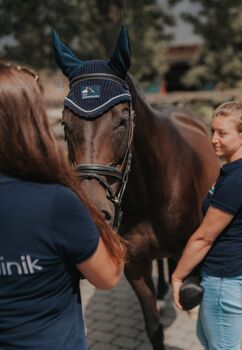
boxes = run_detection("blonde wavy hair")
[213,101,242,132]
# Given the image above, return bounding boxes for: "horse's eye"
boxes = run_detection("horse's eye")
[118,115,129,128]
[106,176,118,186]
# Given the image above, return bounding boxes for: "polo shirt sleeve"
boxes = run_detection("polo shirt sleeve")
[210,175,242,215]
[50,186,100,264]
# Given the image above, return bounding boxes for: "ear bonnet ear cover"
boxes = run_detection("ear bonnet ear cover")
[52,25,131,119]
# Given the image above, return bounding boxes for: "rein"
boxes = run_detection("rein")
[65,73,135,230]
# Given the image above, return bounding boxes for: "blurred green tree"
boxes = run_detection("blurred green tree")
[0,0,104,68]
[124,0,175,84]
[0,0,174,84]
[169,0,242,89]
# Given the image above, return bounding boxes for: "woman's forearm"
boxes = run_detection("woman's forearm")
[172,207,233,309]
[173,207,234,281]
[173,232,212,281]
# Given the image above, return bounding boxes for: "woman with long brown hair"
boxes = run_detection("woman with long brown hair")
[0,62,126,349]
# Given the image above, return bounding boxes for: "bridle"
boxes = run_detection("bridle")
[64,73,135,230]
[75,111,134,230]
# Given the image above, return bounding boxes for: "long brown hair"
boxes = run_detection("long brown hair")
[0,62,126,264]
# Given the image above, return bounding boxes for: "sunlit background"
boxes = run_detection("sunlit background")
[0,0,241,140]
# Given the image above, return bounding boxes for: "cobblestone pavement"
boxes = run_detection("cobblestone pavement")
[80,274,203,350]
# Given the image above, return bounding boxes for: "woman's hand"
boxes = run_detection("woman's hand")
[171,275,183,310]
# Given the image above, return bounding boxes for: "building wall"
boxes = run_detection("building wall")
[39,70,69,107]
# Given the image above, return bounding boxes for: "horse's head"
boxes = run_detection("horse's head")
[52,26,134,229]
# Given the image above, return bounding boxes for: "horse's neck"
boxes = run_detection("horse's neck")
[127,75,172,170]
[124,77,178,218]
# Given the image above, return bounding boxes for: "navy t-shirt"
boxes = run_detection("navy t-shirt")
[201,158,242,277]
[0,173,99,349]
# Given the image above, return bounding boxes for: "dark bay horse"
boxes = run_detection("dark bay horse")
[52,27,220,350]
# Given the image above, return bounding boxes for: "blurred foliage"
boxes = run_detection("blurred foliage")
[124,0,175,85]
[0,0,175,84]
[169,0,242,89]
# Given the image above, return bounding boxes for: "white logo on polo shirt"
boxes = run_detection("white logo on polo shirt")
[0,255,43,276]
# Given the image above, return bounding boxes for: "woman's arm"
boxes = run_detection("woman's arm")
[172,206,233,309]
[76,237,124,290]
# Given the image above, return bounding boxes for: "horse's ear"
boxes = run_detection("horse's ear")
[51,30,84,79]
[108,25,131,79]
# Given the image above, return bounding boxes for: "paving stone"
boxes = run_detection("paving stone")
[138,331,151,342]
[87,302,113,313]
[139,343,153,350]
[113,315,139,327]
[90,342,121,350]
[133,321,146,331]
[87,311,114,322]
[113,306,137,317]
[112,336,141,349]
[191,343,203,349]
[113,325,139,338]
[111,299,137,309]
[132,302,143,311]
[131,311,145,321]
[189,342,204,350]
[88,330,116,343]
[90,320,117,332]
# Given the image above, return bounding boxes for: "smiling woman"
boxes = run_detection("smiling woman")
[172,101,242,350]
[211,102,242,163]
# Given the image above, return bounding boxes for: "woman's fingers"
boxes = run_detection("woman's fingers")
[171,276,183,310]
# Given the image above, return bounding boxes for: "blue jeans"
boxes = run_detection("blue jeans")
[197,272,242,350]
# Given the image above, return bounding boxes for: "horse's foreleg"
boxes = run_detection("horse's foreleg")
[125,260,165,350]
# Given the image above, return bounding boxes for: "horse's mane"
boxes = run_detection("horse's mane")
[125,74,204,165]
[126,74,207,135]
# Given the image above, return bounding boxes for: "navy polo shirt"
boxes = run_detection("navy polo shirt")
[201,158,242,277]
[0,173,99,349]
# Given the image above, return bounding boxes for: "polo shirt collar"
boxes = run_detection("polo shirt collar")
[221,158,242,174]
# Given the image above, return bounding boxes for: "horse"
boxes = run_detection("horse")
[52,27,220,350]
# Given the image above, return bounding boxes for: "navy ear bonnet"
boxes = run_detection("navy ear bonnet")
[52,26,131,119]
[65,60,131,119]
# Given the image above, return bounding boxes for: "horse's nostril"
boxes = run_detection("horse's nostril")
[102,210,112,223]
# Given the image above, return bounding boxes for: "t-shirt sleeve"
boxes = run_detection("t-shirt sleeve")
[50,186,100,264]
[210,175,242,215]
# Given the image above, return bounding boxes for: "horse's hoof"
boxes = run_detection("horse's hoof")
[179,276,203,311]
